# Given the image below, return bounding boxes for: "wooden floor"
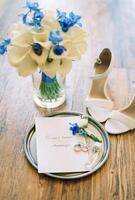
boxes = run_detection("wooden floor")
[0,0,135,200]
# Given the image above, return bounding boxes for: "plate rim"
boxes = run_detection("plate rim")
[24,111,110,180]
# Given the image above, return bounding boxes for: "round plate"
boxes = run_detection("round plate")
[24,112,110,180]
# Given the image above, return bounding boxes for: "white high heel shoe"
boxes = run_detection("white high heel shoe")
[85,48,113,123]
[105,93,135,134]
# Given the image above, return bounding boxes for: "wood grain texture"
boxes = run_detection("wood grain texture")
[0,0,135,200]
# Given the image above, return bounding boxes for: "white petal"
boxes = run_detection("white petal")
[40,59,60,78]
[33,32,52,49]
[8,46,30,67]
[41,11,60,31]
[64,42,81,60]
[29,48,48,66]
[58,59,72,76]
[75,41,87,55]
[8,23,26,38]
[67,26,87,39]
[33,32,48,41]
[12,32,33,47]
[63,27,88,57]
[16,53,37,76]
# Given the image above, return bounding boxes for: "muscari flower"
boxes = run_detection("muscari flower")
[0,38,11,55]
[69,122,88,136]
[69,120,102,143]
[57,10,82,32]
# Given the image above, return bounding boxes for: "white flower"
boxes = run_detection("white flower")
[7,30,72,77]
[8,31,51,76]
[8,23,27,39]
[41,10,60,32]
[7,10,88,77]
[62,26,88,59]
[47,26,88,76]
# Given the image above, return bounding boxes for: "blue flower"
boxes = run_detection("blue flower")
[26,1,40,11]
[69,123,80,135]
[57,10,82,32]
[3,38,11,46]
[33,10,44,27]
[0,38,11,55]
[20,2,44,28]
[21,14,33,26]
[53,45,66,56]
[49,31,66,55]
[49,31,63,45]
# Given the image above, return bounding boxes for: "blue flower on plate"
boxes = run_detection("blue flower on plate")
[69,123,80,135]
[57,10,82,32]
[0,38,11,55]
[49,31,63,45]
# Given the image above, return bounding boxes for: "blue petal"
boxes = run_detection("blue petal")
[0,38,11,55]
[57,9,66,18]
[49,31,63,45]
[57,10,82,32]
[20,2,44,28]
[4,38,11,45]
[26,1,40,11]
[33,10,44,27]
[69,123,80,135]
[0,45,6,55]
[53,45,66,55]
[77,22,82,27]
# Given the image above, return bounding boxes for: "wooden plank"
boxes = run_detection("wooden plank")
[0,0,135,200]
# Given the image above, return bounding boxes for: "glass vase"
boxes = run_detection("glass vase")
[32,70,66,108]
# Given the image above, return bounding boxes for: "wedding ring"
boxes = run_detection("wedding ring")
[92,146,100,153]
[74,144,82,152]
[81,144,88,152]
[74,143,88,152]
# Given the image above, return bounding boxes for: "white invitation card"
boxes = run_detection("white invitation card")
[36,116,89,173]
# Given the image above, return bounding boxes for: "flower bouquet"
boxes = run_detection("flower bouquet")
[0,1,87,108]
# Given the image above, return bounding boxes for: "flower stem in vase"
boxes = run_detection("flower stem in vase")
[39,72,61,100]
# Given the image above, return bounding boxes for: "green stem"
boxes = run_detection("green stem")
[79,128,102,143]
[39,72,61,100]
